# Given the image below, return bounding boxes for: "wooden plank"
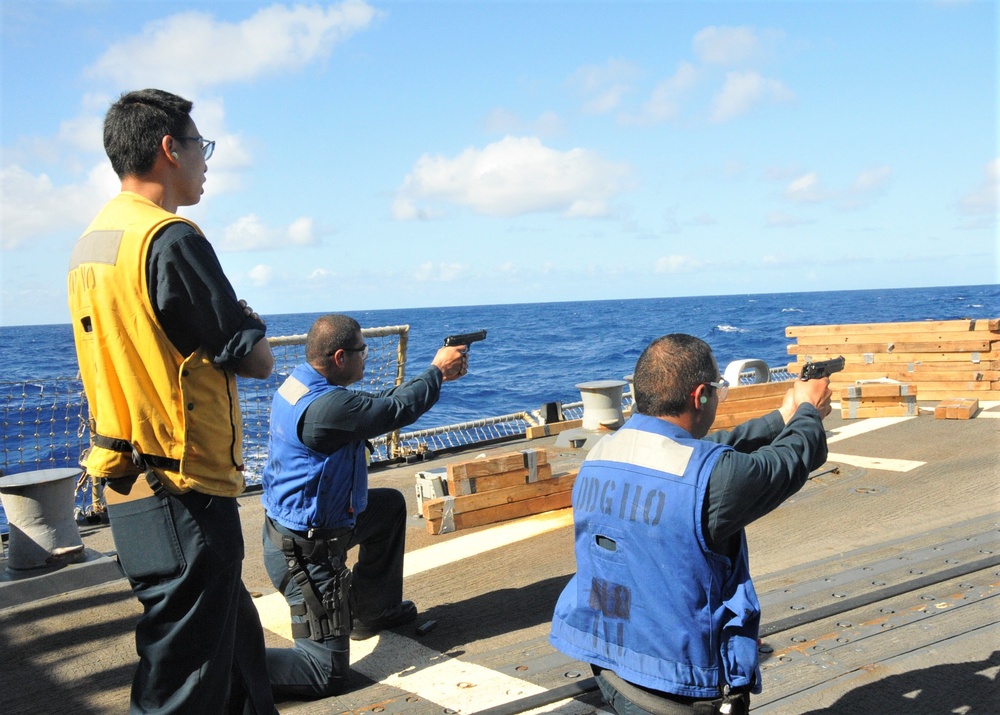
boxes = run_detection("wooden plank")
[724,382,790,402]
[841,383,916,399]
[830,369,999,382]
[421,472,578,520]
[710,410,778,431]
[447,449,548,479]
[526,419,583,439]
[934,398,979,420]
[446,464,554,496]
[787,351,1000,367]
[841,399,918,419]
[794,331,1000,346]
[719,394,789,413]
[917,389,1000,401]
[425,490,574,534]
[788,340,994,356]
[892,380,998,392]
[786,318,999,337]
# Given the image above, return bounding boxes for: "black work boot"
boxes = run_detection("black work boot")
[350,601,418,641]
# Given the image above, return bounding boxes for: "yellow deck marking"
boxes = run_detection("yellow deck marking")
[404,508,574,578]
[826,416,916,445]
[252,508,597,713]
[254,508,575,640]
[826,452,925,473]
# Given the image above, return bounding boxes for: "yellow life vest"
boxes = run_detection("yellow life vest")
[67,192,245,496]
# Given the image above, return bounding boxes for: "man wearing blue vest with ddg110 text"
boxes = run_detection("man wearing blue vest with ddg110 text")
[550,334,832,715]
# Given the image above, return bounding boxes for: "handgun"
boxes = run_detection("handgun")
[799,355,845,380]
[444,329,487,347]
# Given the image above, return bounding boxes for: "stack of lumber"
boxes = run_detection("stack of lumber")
[421,448,577,535]
[934,397,979,420]
[786,318,1000,402]
[840,382,918,419]
[709,381,789,432]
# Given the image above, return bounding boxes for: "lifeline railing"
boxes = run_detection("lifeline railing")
[1,328,792,485]
[0,326,410,482]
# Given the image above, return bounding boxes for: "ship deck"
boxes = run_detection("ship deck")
[1,401,997,714]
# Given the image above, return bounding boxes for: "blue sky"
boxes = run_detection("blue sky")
[1,0,997,327]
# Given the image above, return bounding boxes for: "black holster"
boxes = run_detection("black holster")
[265,517,353,641]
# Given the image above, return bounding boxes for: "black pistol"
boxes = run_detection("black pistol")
[799,355,845,380]
[444,329,487,347]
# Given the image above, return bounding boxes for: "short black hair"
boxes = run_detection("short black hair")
[306,314,363,366]
[103,89,193,179]
[633,334,718,417]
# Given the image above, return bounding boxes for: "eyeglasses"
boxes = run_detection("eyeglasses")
[343,344,368,360]
[705,378,729,402]
[176,136,215,161]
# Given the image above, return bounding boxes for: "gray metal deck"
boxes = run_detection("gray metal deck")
[1,402,997,714]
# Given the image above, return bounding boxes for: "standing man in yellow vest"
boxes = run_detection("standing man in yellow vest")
[68,89,277,714]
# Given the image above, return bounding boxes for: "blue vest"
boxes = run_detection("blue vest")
[261,364,368,531]
[550,414,762,698]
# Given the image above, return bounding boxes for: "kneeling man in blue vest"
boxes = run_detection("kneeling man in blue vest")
[550,334,832,715]
[261,314,469,700]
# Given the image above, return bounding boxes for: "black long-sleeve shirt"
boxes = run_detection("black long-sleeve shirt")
[703,405,828,556]
[146,222,266,366]
[299,367,445,454]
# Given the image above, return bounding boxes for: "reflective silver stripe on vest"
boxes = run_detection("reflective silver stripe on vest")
[587,428,694,477]
[69,230,125,270]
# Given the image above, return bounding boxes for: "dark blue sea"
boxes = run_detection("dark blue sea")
[2,284,998,532]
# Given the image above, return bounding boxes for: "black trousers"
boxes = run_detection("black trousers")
[108,491,275,714]
[263,487,407,700]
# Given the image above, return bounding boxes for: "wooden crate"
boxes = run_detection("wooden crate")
[424,448,575,534]
[787,318,1000,401]
[840,382,918,419]
[423,472,578,535]
[446,448,550,496]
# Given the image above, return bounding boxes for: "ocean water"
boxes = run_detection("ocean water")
[1,284,998,531]
[3,284,999,429]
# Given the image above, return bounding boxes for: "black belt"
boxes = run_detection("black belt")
[594,668,750,715]
[91,432,181,473]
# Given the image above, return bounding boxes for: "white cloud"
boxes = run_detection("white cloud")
[711,70,795,123]
[569,58,640,115]
[412,261,467,282]
[308,268,336,282]
[394,136,631,219]
[839,166,891,210]
[85,1,380,93]
[784,166,891,210]
[958,157,999,218]
[0,163,118,249]
[218,214,318,251]
[693,26,764,66]
[390,198,443,221]
[653,255,705,274]
[248,263,275,287]
[785,172,827,203]
[622,62,700,126]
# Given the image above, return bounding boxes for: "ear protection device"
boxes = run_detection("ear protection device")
[700,395,708,404]
[171,151,179,159]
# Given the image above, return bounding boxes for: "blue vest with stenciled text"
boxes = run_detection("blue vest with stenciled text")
[262,363,368,531]
[549,413,762,698]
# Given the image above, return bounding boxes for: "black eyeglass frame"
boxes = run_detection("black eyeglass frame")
[176,135,216,160]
